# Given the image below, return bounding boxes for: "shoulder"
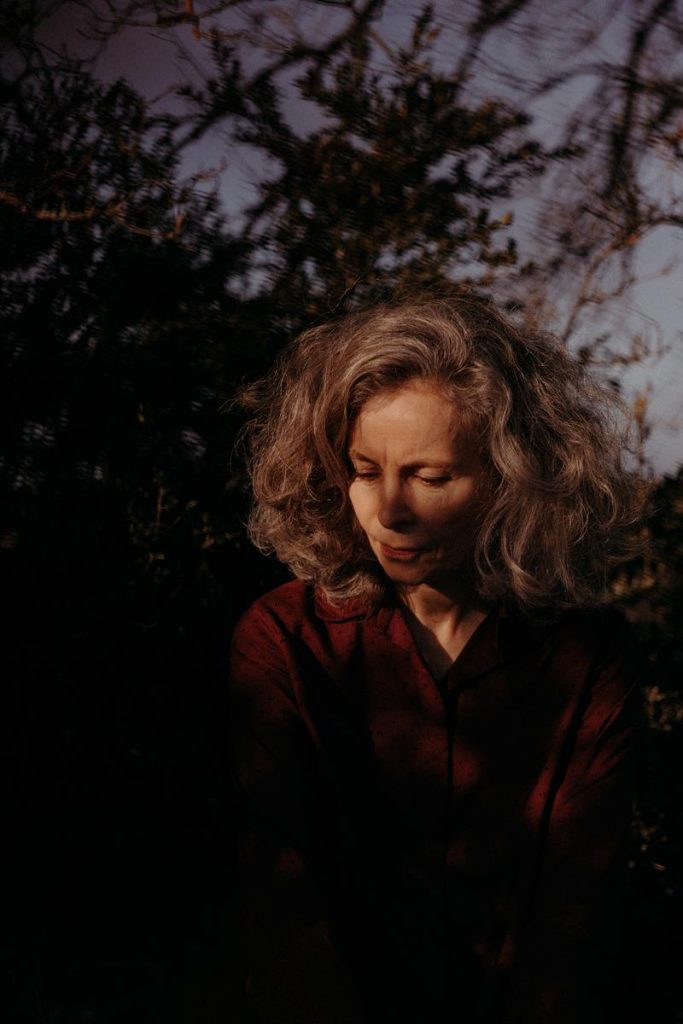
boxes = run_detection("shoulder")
[551,606,641,667]
[230,580,313,656]
[504,604,638,661]
[229,581,374,698]
[544,606,644,713]
[237,579,313,625]
[231,580,368,650]
[504,604,643,711]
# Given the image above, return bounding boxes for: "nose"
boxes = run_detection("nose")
[376,480,415,531]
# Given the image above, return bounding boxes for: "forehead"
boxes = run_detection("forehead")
[349,381,466,455]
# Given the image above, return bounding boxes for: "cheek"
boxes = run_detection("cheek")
[347,484,370,529]
[427,495,481,539]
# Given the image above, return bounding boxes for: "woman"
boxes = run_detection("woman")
[229,294,644,1024]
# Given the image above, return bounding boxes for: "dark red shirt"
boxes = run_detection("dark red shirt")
[229,580,642,1023]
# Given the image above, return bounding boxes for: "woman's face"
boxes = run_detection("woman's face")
[347,380,488,589]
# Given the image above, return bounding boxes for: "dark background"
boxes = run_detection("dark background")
[2,2,682,1020]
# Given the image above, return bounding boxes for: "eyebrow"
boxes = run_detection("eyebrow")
[348,449,457,471]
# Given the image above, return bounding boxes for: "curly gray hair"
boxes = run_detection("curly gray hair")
[237,293,644,614]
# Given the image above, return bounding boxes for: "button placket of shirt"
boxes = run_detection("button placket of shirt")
[376,605,506,855]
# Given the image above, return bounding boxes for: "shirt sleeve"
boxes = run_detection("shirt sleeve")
[228,604,364,1024]
[501,615,644,1024]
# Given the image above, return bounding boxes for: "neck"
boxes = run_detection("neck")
[396,578,490,678]
[398,576,484,629]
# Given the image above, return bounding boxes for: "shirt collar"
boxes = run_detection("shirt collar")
[313,588,371,622]
[385,603,507,688]
[313,587,411,635]
[313,587,548,684]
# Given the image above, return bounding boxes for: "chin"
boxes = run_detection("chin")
[377,559,429,583]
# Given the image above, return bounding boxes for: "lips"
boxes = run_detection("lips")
[378,542,425,561]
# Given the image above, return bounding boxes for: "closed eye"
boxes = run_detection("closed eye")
[351,470,452,486]
[416,475,451,486]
